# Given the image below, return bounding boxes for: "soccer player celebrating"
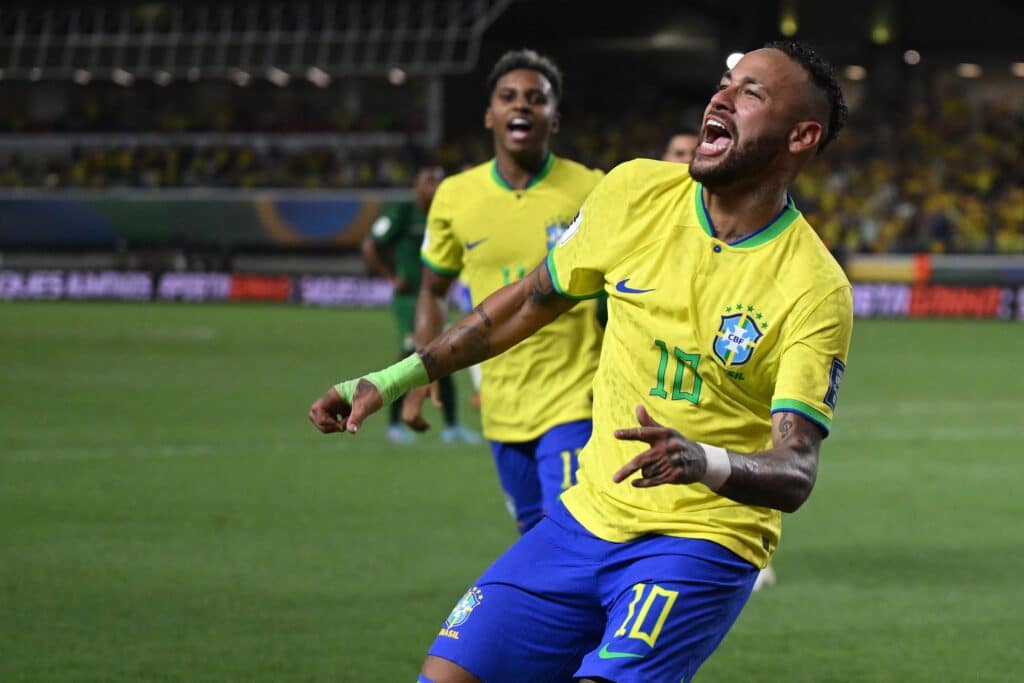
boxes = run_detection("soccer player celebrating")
[310,41,851,682]
[404,49,605,534]
[661,127,700,164]
[361,165,479,445]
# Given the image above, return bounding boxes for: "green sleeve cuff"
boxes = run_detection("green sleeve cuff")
[420,253,460,277]
[545,249,603,300]
[771,398,832,436]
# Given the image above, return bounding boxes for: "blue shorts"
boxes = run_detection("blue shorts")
[490,419,591,534]
[429,502,757,683]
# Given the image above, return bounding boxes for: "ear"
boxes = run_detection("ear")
[550,110,561,135]
[484,106,495,131]
[788,120,823,155]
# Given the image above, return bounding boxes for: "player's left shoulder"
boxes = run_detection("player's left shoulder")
[779,218,853,318]
[785,216,850,284]
[551,155,604,188]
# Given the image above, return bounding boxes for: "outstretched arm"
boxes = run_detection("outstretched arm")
[418,263,574,380]
[309,263,577,434]
[612,406,822,513]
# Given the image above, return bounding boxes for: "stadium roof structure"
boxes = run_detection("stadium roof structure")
[0,0,513,82]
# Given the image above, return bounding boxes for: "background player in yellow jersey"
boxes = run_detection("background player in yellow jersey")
[362,165,481,446]
[310,41,852,682]
[405,49,604,534]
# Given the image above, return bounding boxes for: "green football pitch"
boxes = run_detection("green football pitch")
[1,302,1021,682]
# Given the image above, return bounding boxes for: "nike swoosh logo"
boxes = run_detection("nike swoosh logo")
[465,239,488,250]
[598,643,644,660]
[615,278,655,294]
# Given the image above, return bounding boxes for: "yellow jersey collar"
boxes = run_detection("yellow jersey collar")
[695,182,800,249]
[490,153,556,192]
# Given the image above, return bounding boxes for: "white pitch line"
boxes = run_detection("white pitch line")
[839,400,1024,417]
[835,426,1024,440]
[1,438,459,462]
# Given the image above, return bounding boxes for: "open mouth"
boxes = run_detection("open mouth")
[507,116,533,141]
[697,118,733,157]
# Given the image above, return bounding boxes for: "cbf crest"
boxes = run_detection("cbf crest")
[713,304,769,366]
[545,217,572,248]
[445,586,484,629]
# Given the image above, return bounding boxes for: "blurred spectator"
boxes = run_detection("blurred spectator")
[1,76,1021,255]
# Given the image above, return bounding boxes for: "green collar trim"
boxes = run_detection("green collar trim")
[490,153,555,191]
[695,183,801,249]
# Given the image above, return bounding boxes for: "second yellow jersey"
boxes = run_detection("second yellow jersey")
[422,154,604,442]
[548,159,853,567]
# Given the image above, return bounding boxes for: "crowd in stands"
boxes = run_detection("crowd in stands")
[0,82,425,135]
[1,79,1021,254]
[794,81,1024,255]
[0,145,421,189]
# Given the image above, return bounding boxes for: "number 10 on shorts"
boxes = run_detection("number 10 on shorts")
[613,583,679,647]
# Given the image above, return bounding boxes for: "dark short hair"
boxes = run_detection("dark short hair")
[764,40,847,153]
[486,49,563,103]
[668,127,700,140]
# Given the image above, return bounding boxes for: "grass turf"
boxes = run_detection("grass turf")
[1,302,1021,682]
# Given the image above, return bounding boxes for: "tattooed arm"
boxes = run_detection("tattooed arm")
[612,408,822,513]
[308,262,578,435]
[715,412,822,512]
[418,263,576,379]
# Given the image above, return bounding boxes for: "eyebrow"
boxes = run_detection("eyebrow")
[720,71,766,87]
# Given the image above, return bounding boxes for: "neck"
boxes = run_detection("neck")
[702,176,790,244]
[494,146,550,190]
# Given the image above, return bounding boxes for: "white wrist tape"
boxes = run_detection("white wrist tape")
[698,443,731,491]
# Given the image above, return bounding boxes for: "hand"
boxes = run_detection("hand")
[401,382,442,432]
[307,380,383,435]
[612,405,708,487]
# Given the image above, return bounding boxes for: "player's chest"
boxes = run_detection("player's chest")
[607,233,788,396]
[457,193,580,276]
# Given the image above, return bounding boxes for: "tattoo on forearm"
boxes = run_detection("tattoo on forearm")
[715,413,824,513]
[527,269,559,307]
[475,304,493,328]
[779,414,794,441]
[419,312,491,378]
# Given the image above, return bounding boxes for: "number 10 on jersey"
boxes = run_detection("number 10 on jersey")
[650,340,703,404]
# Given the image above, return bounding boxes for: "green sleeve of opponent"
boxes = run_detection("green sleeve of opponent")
[333,354,430,406]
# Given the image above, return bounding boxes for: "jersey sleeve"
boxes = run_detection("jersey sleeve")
[370,203,407,247]
[545,162,631,299]
[420,180,463,276]
[771,285,853,436]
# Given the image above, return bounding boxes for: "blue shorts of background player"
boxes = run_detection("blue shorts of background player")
[489,419,591,534]
[428,501,758,683]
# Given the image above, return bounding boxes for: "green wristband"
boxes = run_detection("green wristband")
[333,354,430,406]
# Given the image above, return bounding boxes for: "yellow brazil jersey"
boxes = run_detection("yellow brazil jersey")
[547,159,853,568]
[421,154,604,442]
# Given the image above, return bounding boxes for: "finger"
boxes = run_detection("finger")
[345,407,363,433]
[612,451,659,483]
[631,476,672,488]
[613,426,668,443]
[429,381,442,408]
[310,411,342,434]
[635,404,663,429]
[347,380,384,434]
